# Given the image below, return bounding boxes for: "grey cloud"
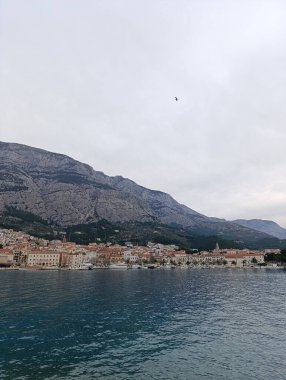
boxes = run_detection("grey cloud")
[1,0,286,226]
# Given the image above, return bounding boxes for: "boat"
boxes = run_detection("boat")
[80,263,93,270]
[108,263,128,269]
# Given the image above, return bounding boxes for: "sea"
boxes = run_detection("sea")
[1,268,286,380]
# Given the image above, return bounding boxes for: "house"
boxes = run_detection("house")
[27,251,61,267]
[224,253,264,267]
[172,251,188,265]
[123,249,138,263]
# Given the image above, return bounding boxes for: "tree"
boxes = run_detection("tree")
[251,257,258,264]
[149,255,157,263]
[280,250,286,263]
[265,250,286,263]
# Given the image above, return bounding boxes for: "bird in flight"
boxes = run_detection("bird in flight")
[175,97,178,101]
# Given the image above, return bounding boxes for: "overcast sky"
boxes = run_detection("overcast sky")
[1,0,286,226]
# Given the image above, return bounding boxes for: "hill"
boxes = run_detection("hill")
[232,219,286,239]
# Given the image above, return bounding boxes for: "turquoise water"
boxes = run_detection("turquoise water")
[1,268,286,379]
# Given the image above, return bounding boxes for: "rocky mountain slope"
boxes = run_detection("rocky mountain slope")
[0,141,278,246]
[232,219,286,239]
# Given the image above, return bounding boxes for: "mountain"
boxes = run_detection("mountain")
[232,219,286,240]
[0,141,283,248]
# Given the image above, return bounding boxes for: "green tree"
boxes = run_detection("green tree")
[280,250,286,263]
[149,255,157,263]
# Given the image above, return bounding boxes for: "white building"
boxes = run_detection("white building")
[123,250,138,263]
[66,252,85,269]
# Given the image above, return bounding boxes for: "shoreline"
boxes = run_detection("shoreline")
[1,265,285,271]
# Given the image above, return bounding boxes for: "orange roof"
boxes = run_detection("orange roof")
[0,248,13,253]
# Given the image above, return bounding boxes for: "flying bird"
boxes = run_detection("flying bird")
[175,97,178,101]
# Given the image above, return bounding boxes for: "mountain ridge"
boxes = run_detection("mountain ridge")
[0,141,282,248]
[232,219,286,240]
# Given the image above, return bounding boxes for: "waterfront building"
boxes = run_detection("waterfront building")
[27,251,61,267]
[84,249,97,264]
[123,249,138,263]
[224,253,264,267]
[0,249,15,267]
[172,251,188,265]
[60,252,85,269]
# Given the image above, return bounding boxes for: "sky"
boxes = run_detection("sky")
[1,0,286,226]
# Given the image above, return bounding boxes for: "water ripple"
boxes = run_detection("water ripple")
[1,269,286,379]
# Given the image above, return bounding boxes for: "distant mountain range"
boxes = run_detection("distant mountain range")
[0,141,285,249]
[232,219,286,240]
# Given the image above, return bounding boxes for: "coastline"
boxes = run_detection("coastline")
[1,265,284,271]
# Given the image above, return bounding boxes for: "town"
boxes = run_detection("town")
[0,228,282,270]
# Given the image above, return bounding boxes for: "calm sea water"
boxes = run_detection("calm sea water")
[1,268,286,380]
